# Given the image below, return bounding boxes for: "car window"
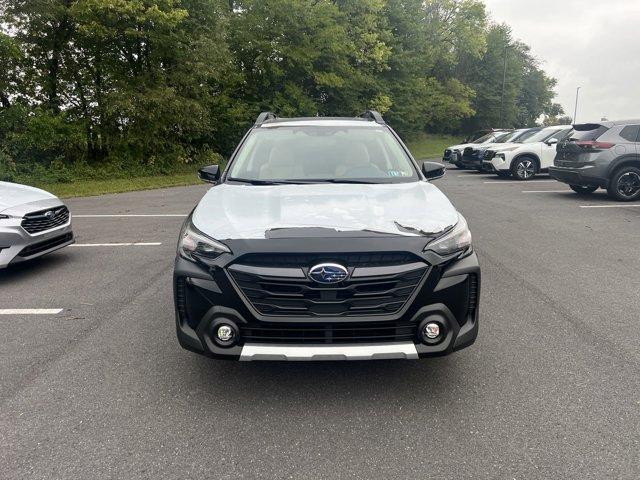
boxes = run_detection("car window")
[619,125,640,142]
[522,128,564,143]
[494,132,513,143]
[514,129,540,143]
[227,126,420,183]
[568,124,609,141]
[554,128,573,142]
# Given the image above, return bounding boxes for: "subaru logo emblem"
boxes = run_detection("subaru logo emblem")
[308,263,349,284]
[44,210,55,219]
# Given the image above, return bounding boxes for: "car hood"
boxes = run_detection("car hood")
[0,181,59,213]
[488,142,524,152]
[448,143,472,151]
[477,141,511,151]
[192,182,459,240]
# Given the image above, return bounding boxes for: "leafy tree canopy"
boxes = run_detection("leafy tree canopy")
[0,0,563,182]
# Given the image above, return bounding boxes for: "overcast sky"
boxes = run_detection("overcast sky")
[484,0,639,123]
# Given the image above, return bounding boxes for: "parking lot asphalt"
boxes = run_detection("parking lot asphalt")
[1,167,639,480]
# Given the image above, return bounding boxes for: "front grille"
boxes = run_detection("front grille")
[21,206,70,234]
[242,321,417,344]
[483,150,496,161]
[228,254,428,317]
[463,147,474,156]
[18,232,73,257]
[237,252,418,269]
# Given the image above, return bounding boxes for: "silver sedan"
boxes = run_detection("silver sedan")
[0,181,74,268]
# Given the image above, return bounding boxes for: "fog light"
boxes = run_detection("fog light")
[423,322,440,339]
[217,324,235,342]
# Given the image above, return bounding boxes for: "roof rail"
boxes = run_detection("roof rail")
[255,111,277,126]
[360,110,386,125]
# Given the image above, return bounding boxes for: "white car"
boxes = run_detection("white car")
[442,130,511,168]
[458,128,543,171]
[0,182,74,268]
[482,125,573,180]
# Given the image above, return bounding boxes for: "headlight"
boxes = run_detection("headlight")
[0,214,10,220]
[424,214,472,255]
[495,153,505,159]
[178,220,231,262]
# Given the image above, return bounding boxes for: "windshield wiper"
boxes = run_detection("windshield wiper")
[228,177,378,185]
[307,179,378,184]
[227,177,303,185]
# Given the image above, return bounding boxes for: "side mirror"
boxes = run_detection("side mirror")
[198,165,220,184]
[546,138,559,145]
[422,161,446,181]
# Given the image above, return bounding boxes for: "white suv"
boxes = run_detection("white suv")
[443,130,510,169]
[482,125,573,180]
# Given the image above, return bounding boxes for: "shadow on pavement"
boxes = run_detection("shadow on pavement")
[0,251,73,283]
[185,353,465,408]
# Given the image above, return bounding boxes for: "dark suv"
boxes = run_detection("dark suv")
[550,120,640,200]
[174,111,480,361]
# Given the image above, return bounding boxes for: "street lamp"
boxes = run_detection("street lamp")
[573,87,581,123]
[499,44,508,128]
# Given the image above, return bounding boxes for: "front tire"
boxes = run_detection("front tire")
[570,185,598,194]
[607,166,640,201]
[511,157,537,181]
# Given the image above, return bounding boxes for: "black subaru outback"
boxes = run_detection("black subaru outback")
[174,111,480,361]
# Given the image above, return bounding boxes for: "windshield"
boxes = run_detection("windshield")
[522,128,563,143]
[227,125,419,184]
[473,132,497,143]
[513,129,539,143]
[494,131,514,143]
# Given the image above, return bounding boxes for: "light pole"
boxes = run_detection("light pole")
[573,87,581,123]
[499,44,508,128]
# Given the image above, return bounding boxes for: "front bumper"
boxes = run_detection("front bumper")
[173,237,480,361]
[0,219,74,268]
[239,342,420,361]
[460,156,482,169]
[482,157,508,173]
[548,166,608,188]
[444,151,461,164]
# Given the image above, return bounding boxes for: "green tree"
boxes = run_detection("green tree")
[0,0,565,183]
[381,0,483,136]
[0,33,22,108]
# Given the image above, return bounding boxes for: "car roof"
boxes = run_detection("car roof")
[574,119,640,129]
[610,119,640,126]
[259,117,381,128]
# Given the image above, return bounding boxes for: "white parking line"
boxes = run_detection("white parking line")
[456,175,493,178]
[0,309,63,315]
[483,180,557,184]
[579,204,640,209]
[71,242,162,247]
[522,190,569,193]
[73,214,186,218]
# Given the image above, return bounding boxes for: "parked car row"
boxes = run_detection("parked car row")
[444,120,640,201]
